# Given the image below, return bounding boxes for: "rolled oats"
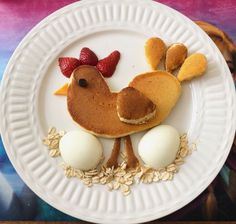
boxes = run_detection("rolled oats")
[153,174,160,182]
[121,184,129,192]
[174,158,184,166]
[116,170,126,177]
[123,190,131,196]
[125,179,133,186]
[167,164,177,172]
[180,148,188,158]
[113,181,120,190]
[168,172,174,180]
[92,176,100,184]
[44,129,192,196]
[100,177,107,185]
[119,177,126,184]
[160,171,170,181]
[124,173,132,179]
[107,182,114,191]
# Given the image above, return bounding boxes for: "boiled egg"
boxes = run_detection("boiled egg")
[59,130,103,171]
[138,125,180,169]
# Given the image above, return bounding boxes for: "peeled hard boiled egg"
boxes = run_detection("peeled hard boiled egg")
[138,125,180,169]
[59,130,103,171]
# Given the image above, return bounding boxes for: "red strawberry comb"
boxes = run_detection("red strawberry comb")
[58,48,120,78]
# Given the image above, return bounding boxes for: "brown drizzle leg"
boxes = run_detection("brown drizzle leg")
[125,135,139,168]
[106,138,121,168]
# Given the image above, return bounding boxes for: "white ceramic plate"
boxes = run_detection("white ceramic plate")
[1,0,236,223]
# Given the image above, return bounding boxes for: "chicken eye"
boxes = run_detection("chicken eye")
[77,79,88,87]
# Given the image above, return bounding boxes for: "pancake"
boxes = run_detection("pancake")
[177,53,207,81]
[165,43,187,72]
[116,87,156,124]
[145,37,166,70]
[67,65,181,138]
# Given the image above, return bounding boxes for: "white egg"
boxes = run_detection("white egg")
[59,130,103,171]
[138,125,180,169]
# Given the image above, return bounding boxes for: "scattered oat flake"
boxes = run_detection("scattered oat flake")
[157,168,166,173]
[98,172,104,178]
[153,175,160,182]
[87,182,93,187]
[168,173,174,180]
[107,182,113,191]
[121,184,129,192]
[167,164,177,172]
[123,190,131,196]
[174,158,184,166]
[113,181,120,190]
[120,162,127,170]
[100,177,107,185]
[125,180,133,186]
[142,177,148,184]
[49,149,60,157]
[160,171,170,181]
[180,148,188,158]
[92,177,100,184]
[48,127,56,135]
[116,170,126,177]
[124,173,131,179]
[191,143,197,151]
[119,177,125,184]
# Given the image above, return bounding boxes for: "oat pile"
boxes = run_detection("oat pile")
[43,128,195,196]
[42,127,65,157]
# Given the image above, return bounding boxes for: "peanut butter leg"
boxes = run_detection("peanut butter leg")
[125,135,139,168]
[106,138,121,168]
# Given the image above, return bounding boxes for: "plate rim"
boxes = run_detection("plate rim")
[1,0,236,223]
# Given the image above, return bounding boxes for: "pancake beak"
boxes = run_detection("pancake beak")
[54,83,68,96]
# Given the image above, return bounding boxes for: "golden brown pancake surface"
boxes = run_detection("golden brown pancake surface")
[117,87,156,124]
[67,65,181,138]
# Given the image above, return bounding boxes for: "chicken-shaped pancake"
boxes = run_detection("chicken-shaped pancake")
[56,37,207,169]
[67,66,181,137]
[67,66,181,168]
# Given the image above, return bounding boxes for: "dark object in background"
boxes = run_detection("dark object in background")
[0,174,37,220]
[196,20,236,80]
[161,21,236,221]
[197,20,236,220]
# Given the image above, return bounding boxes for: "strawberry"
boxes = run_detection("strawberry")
[79,47,98,66]
[96,51,120,77]
[58,57,81,78]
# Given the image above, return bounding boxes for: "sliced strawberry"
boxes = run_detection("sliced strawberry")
[96,51,120,77]
[58,57,81,78]
[79,47,98,66]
